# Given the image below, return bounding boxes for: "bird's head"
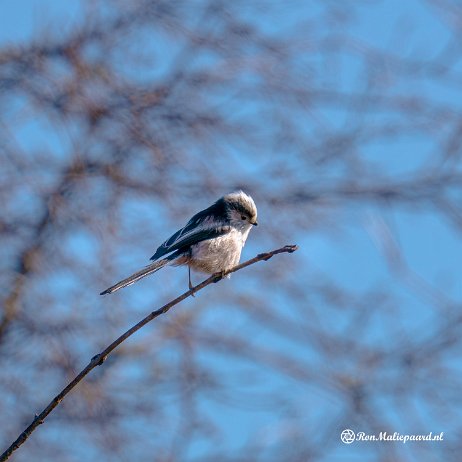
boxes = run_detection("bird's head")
[223,190,258,230]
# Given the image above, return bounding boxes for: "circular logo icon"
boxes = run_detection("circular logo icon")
[341,429,355,444]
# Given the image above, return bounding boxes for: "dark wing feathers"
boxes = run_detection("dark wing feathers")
[150,226,231,260]
[150,199,230,261]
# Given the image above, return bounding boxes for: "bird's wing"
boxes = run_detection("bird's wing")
[150,217,231,261]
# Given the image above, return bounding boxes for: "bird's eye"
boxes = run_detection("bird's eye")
[241,215,246,221]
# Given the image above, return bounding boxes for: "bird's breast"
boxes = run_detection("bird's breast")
[189,228,245,274]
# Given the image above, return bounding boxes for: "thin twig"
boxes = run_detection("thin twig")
[0,244,298,462]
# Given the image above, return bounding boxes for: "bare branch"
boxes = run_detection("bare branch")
[0,245,297,462]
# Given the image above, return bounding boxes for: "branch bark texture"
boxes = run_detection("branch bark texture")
[0,245,298,462]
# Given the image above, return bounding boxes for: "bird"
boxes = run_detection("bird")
[100,191,258,295]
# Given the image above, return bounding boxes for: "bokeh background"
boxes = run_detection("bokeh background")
[1,1,461,461]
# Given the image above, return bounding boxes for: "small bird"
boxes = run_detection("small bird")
[100,191,258,295]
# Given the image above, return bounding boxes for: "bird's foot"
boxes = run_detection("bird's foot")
[213,270,226,283]
[189,280,196,297]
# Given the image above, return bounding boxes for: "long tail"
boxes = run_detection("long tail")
[100,253,179,295]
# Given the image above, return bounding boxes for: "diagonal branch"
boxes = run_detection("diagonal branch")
[0,244,298,462]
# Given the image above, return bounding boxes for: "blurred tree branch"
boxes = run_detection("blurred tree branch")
[0,245,297,462]
[1,1,461,461]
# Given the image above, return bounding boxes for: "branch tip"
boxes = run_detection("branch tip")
[285,244,298,253]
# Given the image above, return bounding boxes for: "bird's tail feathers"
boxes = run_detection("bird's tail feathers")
[100,253,179,295]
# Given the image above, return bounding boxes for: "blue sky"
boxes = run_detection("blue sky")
[1,1,461,461]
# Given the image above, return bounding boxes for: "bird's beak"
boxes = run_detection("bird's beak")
[252,221,258,226]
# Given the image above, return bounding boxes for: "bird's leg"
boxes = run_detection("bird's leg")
[188,261,196,297]
[188,265,193,289]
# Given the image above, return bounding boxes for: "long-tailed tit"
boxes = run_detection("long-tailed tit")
[100,191,258,295]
